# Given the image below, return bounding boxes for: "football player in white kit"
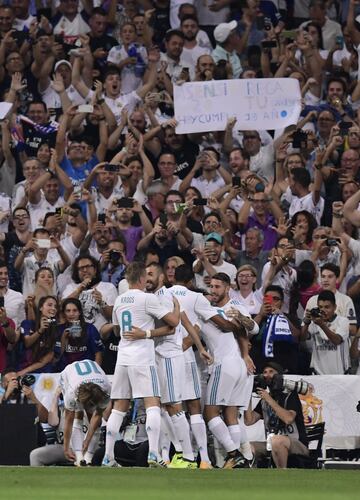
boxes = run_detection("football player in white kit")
[102,262,180,467]
[146,263,212,469]
[60,359,111,465]
[202,272,259,469]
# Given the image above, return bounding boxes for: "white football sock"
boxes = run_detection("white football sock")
[208,416,236,453]
[161,409,182,452]
[190,413,210,462]
[104,410,126,461]
[84,428,101,464]
[228,424,241,449]
[71,418,84,463]
[146,406,161,458]
[171,411,194,461]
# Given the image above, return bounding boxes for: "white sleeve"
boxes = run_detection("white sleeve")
[107,46,122,65]
[102,284,118,306]
[194,294,219,322]
[146,294,173,320]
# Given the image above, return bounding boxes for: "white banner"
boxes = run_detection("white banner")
[246,375,360,450]
[174,78,302,134]
[29,373,360,449]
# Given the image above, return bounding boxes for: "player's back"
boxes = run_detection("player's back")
[113,288,169,366]
[154,286,183,357]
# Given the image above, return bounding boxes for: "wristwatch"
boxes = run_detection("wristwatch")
[45,168,56,177]
[145,330,152,339]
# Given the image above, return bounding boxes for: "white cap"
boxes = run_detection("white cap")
[54,59,72,72]
[214,21,237,43]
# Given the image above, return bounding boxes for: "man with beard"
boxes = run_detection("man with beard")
[180,15,211,71]
[193,232,237,290]
[113,200,153,262]
[160,29,190,82]
[161,129,199,179]
[202,273,257,468]
[195,54,216,81]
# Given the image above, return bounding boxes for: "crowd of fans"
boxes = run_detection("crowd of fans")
[0,0,360,401]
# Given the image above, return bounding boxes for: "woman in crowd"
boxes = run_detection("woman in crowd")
[26,267,56,320]
[58,298,104,370]
[17,296,61,375]
[230,265,262,316]
[164,256,185,287]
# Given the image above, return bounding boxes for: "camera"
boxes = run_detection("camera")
[47,318,57,324]
[253,373,310,395]
[109,250,121,262]
[12,374,36,397]
[310,307,322,318]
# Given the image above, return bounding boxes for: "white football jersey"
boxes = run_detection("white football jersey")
[169,284,204,362]
[154,286,183,358]
[60,360,111,412]
[112,289,170,366]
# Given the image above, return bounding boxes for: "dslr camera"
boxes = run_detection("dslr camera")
[253,373,310,395]
[310,308,322,318]
[12,374,36,397]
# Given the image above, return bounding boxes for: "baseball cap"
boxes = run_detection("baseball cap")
[205,232,223,245]
[54,60,72,72]
[214,21,237,43]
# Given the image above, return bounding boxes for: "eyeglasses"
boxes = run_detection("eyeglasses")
[78,264,95,271]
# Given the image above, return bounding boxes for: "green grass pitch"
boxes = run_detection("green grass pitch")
[0,468,360,500]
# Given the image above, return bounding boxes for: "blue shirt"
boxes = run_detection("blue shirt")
[60,155,98,184]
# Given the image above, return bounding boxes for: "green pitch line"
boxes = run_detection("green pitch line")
[0,468,360,500]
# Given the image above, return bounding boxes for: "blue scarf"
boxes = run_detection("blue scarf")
[262,314,293,358]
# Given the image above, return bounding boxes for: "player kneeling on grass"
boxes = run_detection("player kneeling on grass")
[61,360,111,465]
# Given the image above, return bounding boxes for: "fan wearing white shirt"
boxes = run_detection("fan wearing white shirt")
[102,262,180,468]
[288,166,324,225]
[301,290,349,374]
[180,15,211,71]
[0,261,25,329]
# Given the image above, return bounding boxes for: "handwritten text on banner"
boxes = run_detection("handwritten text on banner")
[174,78,302,134]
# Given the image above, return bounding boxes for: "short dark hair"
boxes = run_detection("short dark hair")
[28,100,47,112]
[164,190,184,204]
[175,264,194,283]
[103,68,121,81]
[165,29,185,42]
[326,77,347,94]
[91,7,107,17]
[318,290,336,305]
[320,263,340,278]
[33,228,50,238]
[264,285,284,302]
[180,14,199,25]
[0,260,7,270]
[203,211,221,224]
[72,254,101,285]
[212,272,231,285]
[13,206,30,218]
[43,211,59,227]
[291,167,311,188]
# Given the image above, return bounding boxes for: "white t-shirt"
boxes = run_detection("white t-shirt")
[308,315,349,374]
[107,45,148,94]
[62,282,118,331]
[248,144,275,182]
[104,91,141,125]
[0,193,11,233]
[229,289,263,316]
[40,83,85,110]
[21,253,63,297]
[27,193,65,230]
[154,286,183,358]
[194,259,237,291]
[304,291,357,328]
[112,289,170,366]
[288,192,324,225]
[53,13,90,38]
[60,360,111,412]
[190,173,225,198]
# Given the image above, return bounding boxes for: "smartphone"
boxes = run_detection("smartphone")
[116,197,134,208]
[73,185,82,198]
[69,48,83,57]
[336,35,344,49]
[98,213,106,224]
[261,40,277,49]
[193,198,208,206]
[292,130,307,148]
[78,104,94,113]
[232,176,241,187]
[264,295,274,305]
[55,207,63,216]
[104,163,120,173]
[264,18,272,31]
[326,238,340,246]
[339,121,352,137]
[0,296,4,308]
[282,30,297,40]
[182,67,190,74]
[36,239,51,249]
[37,8,52,22]
[159,213,168,228]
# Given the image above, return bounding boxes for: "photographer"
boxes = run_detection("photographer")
[244,362,309,469]
[301,290,350,374]
[0,369,48,424]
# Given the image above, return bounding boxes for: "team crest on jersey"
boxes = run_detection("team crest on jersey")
[300,389,324,425]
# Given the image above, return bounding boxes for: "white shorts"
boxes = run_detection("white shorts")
[111,365,160,399]
[182,361,202,401]
[156,355,185,404]
[206,357,247,407]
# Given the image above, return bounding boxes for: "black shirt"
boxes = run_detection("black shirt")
[101,331,119,375]
[254,390,308,446]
